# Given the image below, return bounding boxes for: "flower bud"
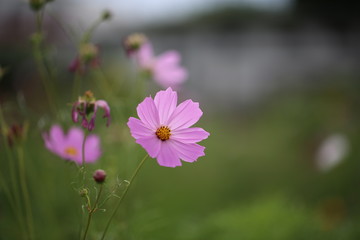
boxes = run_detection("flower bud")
[123,33,148,56]
[72,91,111,131]
[93,169,106,183]
[79,43,99,63]
[101,10,112,21]
[29,0,46,11]
[7,124,27,147]
[79,188,88,197]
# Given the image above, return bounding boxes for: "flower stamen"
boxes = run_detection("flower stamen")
[64,146,78,156]
[156,126,171,141]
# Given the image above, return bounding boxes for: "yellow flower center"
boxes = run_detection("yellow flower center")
[156,126,171,141]
[64,147,78,156]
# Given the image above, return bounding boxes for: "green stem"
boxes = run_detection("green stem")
[80,131,88,186]
[32,11,57,116]
[0,107,27,238]
[100,154,148,240]
[17,146,35,240]
[36,11,42,33]
[73,72,82,100]
[81,18,102,44]
[82,131,88,167]
[82,184,103,240]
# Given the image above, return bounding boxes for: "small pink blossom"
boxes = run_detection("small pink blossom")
[134,42,188,89]
[43,125,101,164]
[127,87,209,167]
[72,91,111,131]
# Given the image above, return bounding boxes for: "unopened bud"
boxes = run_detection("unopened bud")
[101,10,112,21]
[93,169,106,183]
[79,43,98,63]
[79,188,88,197]
[123,33,148,56]
[7,124,27,147]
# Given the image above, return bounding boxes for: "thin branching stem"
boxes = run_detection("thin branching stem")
[82,184,104,240]
[32,11,57,116]
[100,154,149,240]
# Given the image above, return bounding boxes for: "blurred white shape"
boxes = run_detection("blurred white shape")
[316,134,350,172]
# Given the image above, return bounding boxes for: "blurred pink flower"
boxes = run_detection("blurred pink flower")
[127,87,209,167]
[69,43,100,74]
[135,43,188,89]
[43,125,101,164]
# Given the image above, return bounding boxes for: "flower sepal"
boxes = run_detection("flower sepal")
[72,91,111,131]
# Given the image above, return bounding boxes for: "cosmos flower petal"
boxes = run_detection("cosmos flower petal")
[84,135,102,163]
[156,50,181,66]
[42,132,52,149]
[136,97,160,130]
[168,99,203,130]
[66,127,84,149]
[72,101,80,123]
[127,117,154,139]
[42,132,59,156]
[170,141,205,163]
[136,136,161,158]
[136,43,154,68]
[153,51,187,88]
[155,66,188,88]
[69,57,81,73]
[95,100,111,127]
[171,127,210,143]
[48,125,66,153]
[156,142,182,167]
[154,87,177,125]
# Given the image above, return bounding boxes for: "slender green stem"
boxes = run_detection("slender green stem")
[47,11,77,45]
[80,131,88,186]
[98,67,114,93]
[82,184,103,240]
[100,154,148,240]
[32,11,57,116]
[81,18,102,44]
[0,107,27,238]
[36,11,42,33]
[78,131,88,239]
[81,131,88,167]
[73,72,82,101]
[17,146,34,240]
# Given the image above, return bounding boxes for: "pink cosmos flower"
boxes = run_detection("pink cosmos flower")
[127,87,209,167]
[43,125,101,164]
[135,42,188,89]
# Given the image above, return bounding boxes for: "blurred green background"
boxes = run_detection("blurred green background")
[1,0,360,239]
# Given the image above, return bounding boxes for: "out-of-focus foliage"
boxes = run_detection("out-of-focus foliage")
[1,0,360,239]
